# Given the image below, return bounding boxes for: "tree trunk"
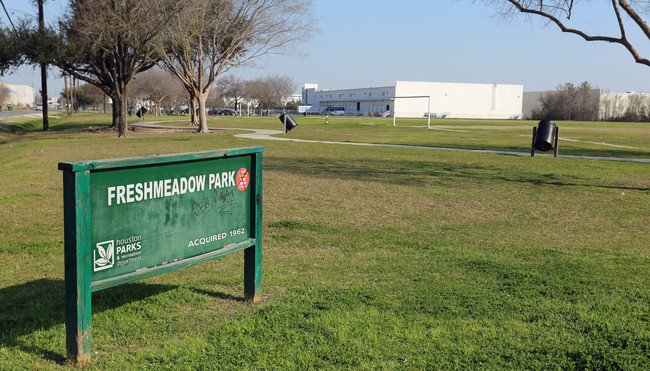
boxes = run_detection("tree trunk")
[40,62,49,131]
[197,93,209,133]
[117,95,129,138]
[110,92,129,137]
[111,97,119,129]
[189,99,198,126]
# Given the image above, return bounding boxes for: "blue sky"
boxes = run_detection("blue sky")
[3,0,650,95]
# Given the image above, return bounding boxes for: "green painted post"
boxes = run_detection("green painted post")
[245,152,263,302]
[62,169,92,363]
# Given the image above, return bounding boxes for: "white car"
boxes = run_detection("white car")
[325,106,345,116]
[36,104,43,111]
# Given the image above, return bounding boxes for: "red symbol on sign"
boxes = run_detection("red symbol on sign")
[237,168,250,191]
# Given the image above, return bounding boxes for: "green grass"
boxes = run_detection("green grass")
[0,113,648,369]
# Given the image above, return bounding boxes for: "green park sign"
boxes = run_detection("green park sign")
[59,147,263,363]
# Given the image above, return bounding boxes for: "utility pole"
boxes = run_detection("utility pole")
[64,72,71,117]
[38,0,49,131]
[73,75,77,113]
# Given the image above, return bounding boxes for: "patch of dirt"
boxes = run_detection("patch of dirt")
[130,126,194,134]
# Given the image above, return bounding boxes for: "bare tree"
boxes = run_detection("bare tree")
[486,1,650,69]
[244,78,272,112]
[54,0,184,137]
[209,84,228,110]
[268,75,296,109]
[218,75,245,110]
[536,81,599,120]
[161,78,187,115]
[0,85,11,108]
[158,0,314,133]
[132,68,177,117]
[245,75,296,111]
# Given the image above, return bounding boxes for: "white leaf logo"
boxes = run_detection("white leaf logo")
[105,245,113,261]
[94,240,115,271]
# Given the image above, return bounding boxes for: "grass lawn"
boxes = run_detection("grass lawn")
[0,113,648,369]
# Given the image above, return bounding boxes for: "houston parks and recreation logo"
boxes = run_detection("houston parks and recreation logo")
[94,240,115,271]
[93,235,143,272]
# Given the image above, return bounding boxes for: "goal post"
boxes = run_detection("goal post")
[392,95,431,128]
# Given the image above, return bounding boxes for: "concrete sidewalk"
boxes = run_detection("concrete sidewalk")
[131,123,650,164]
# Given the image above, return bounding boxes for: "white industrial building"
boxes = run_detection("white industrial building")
[302,81,523,119]
[0,82,35,109]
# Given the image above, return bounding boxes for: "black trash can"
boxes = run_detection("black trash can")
[534,120,556,151]
[278,113,298,132]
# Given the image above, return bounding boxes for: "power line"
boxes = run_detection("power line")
[0,0,16,30]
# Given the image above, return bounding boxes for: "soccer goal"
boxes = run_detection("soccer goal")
[392,95,432,128]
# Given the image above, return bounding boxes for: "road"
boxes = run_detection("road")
[0,110,43,120]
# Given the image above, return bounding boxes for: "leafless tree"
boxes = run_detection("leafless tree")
[161,78,187,115]
[132,68,178,117]
[244,78,270,112]
[218,75,245,110]
[623,92,650,120]
[209,84,228,110]
[56,0,184,137]
[158,0,314,132]
[244,75,296,112]
[268,75,296,109]
[485,1,650,69]
[0,85,11,108]
[536,81,599,120]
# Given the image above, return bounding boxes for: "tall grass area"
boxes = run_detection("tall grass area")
[1,113,648,369]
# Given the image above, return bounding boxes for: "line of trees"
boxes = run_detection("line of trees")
[1,0,314,137]
[531,82,599,121]
[66,69,298,116]
[218,75,298,112]
[130,70,299,116]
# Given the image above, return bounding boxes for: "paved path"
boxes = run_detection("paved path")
[132,123,650,164]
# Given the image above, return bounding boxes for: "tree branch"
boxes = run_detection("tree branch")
[506,0,650,67]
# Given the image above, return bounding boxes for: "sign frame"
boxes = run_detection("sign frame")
[59,147,263,363]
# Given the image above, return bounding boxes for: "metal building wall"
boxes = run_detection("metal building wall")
[302,81,523,119]
[394,81,523,119]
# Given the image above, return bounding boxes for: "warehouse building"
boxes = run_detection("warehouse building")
[301,81,523,119]
[0,82,35,109]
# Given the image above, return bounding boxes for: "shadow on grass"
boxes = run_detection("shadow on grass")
[189,287,246,302]
[266,155,649,191]
[0,278,241,364]
[0,121,111,136]
[48,122,112,132]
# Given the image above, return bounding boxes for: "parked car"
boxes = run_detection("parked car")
[219,109,236,116]
[36,104,43,111]
[325,106,345,116]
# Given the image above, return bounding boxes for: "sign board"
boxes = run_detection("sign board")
[59,147,263,363]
